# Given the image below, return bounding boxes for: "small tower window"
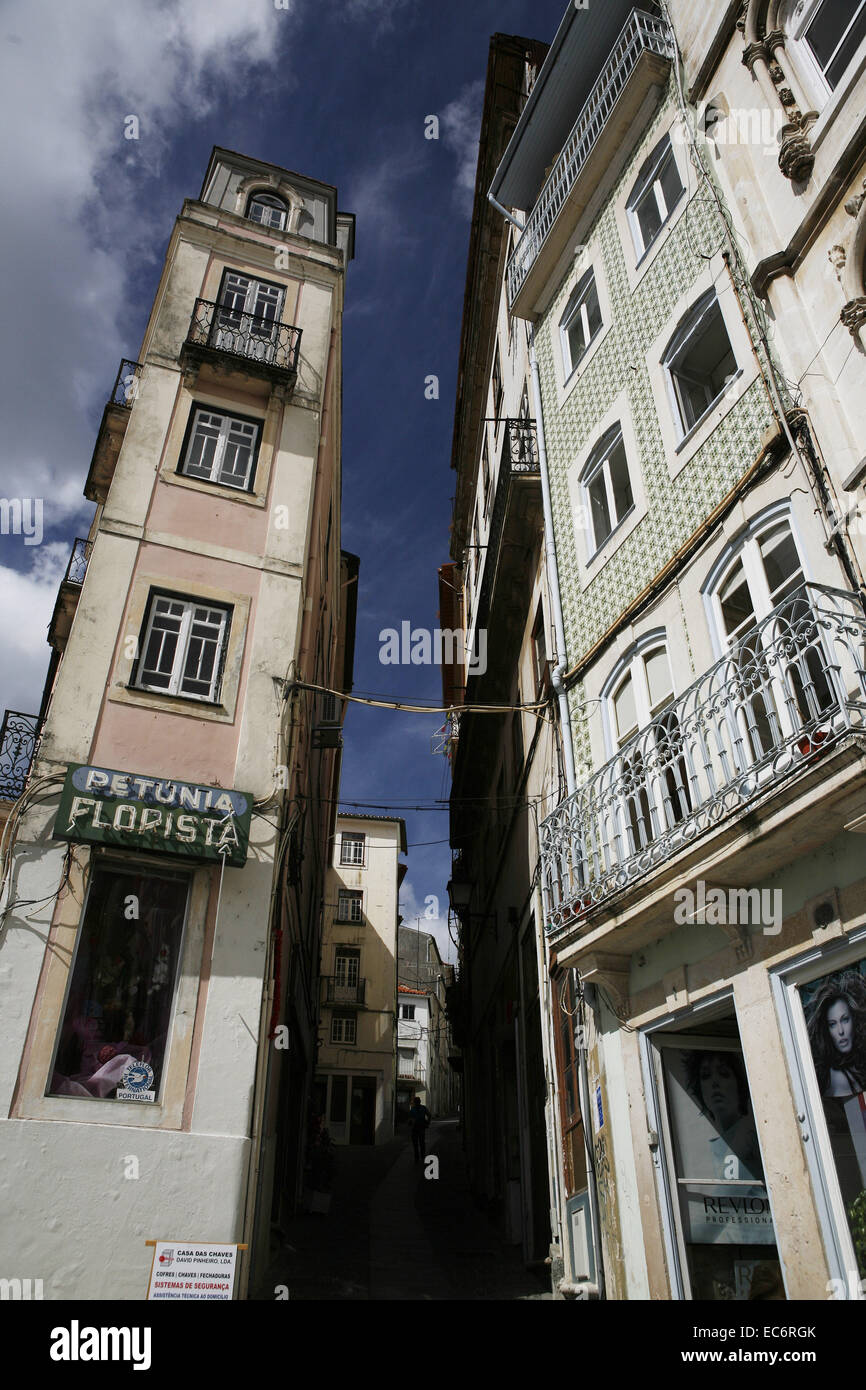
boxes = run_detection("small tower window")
[246,192,289,230]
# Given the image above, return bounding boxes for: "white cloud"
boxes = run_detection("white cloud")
[399,877,456,964]
[0,0,289,535]
[0,545,69,714]
[440,79,484,214]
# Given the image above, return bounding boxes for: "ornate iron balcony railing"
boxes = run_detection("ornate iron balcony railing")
[62,538,92,587]
[503,418,539,472]
[183,299,302,379]
[323,977,366,1006]
[109,359,143,408]
[541,584,866,932]
[506,9,674,307]
[0,710,42,801]
[472,420,541,634]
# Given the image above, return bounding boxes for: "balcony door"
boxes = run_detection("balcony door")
[334,948,360,1004]
[606,641,690,867]
[215,271,283,363]
[710,520,833,772]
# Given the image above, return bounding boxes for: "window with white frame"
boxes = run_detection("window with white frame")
[340,832,366,867]
[580,425,634,553]
[707,516,833,763]
[216,271,284,363]
[331,1015,356,1044]
[135,593,231,702]
[606,640,690,855]
[246,191,289,229]
[400,1004,416,1020]
[334,949,360,988]
[180,407,261,491]
[626,135,685,259]
[560,268,603,376]
[663,291,738,438]
[337,889,363,923]
[788,0,866,99]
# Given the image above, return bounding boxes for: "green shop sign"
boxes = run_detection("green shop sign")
[53,763,252,866]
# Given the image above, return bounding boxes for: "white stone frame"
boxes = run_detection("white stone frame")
[615,121,690,293]
[646,256,757,479]
[159,386,274,511]
[109,574,251,724]
[568,392,647,587]
[784,0,866,117]
[551,244,612,409]
[234,174,306,235]
[662,289,742,444]
[13,847,213,1130]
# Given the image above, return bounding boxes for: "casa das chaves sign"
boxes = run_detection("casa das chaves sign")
[53,764,252,866]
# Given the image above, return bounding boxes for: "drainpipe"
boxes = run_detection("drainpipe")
[527,324,577,798]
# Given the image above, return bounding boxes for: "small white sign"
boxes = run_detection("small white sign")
[147,1242,239,1300]
[116,1088,156,1103]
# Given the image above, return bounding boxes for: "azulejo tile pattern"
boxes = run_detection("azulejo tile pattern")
[535,85,777,768]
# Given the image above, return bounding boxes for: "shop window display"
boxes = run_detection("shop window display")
[801,962,866,1275]
[654,1033,783,1299]
[48,863,190,1102]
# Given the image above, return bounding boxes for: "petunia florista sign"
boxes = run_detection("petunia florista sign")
[53,764,252,867]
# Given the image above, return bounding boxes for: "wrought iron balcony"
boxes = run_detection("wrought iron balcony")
[541,584,866,932]
[110,358,143,408]
[323,977,366,1006]
[0,710,42,801]
[85,361,142,503]
[48,539,92,652]
[181,299,302,385]
[506,9,674,309]
[473,419,541,640]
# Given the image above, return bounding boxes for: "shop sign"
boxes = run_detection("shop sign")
[146,1242,240,1301]
[53,763,252,867]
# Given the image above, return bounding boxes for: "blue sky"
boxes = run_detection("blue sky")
[0,0,567,961]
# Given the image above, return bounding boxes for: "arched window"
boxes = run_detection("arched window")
[625,135,684,260]
[246,191,288,230]
[603,639,691,856]
[705,513,833,764]
[579,425,634,553]
[559,266,603,377]
[786,0,866,102]
[662,290,738,439]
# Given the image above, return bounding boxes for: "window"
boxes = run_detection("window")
[581,426,634,553]
[648,1019,781,1301]
[400,1004,416,1020]
[337,889,363,923]
[335,950,360,988]
[794,0,866,95]
[134,592,231,702]
[708,517,832,764]
[340,832,366,867]
[606,640,690,855]
[560,268,603,376]
[532,608,549,690]
[48,863,190,1102]
[663,292,738,438]
[492,345,503,426]
[626,136,684,259]
[481,435,491,516]
[180,407,261,491]
[331,1015,357,1044]
[215,271,284,363]
[246,191,288,229]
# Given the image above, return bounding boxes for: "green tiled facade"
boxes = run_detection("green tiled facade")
[534,86,779,762]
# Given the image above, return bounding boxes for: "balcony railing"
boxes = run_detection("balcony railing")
[323,977,366,1006]
[109,359,143,408]
[397,1060,426,1081]
[473,420,541,636]
[541,584,866,932]
[506,9,674,307]
[182,299,302,383]
[0,710,42,801]
[62,538,92,587]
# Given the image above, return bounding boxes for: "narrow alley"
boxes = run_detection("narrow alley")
[256,1119,551,1301]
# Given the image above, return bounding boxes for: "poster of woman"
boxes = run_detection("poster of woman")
[660,1039,773,1247]
[801,963,866,1209]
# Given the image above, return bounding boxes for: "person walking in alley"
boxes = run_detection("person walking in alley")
[407,1095,430,1164]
